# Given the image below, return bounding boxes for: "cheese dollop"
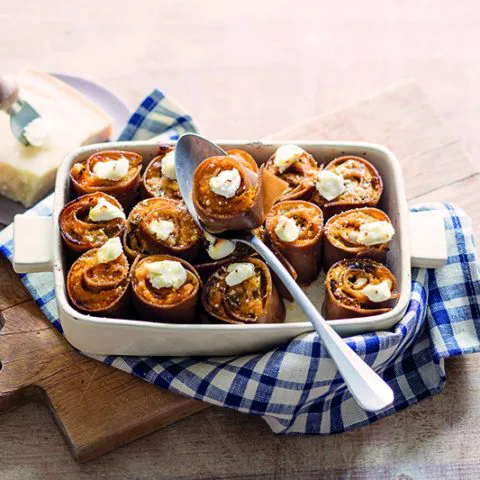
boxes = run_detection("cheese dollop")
[97,237,123,263]
[315,170,345,201]
[274,144,305,173]
[23,117,51,147]
[275,215,300,242]
[88,198,125,222]
[205,232,236,260]
[209,168,241,198]
[357,221,395,246]
[161,151,176,180]
[361,280,392,302]
[225,262,255,287]
[146,260,187,290]
[148,219,175,241]
[92,156,129,181]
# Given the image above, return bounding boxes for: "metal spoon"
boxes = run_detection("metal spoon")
[175,132,394,412]
[0,74,41,146]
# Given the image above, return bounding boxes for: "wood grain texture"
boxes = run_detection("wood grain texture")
[2,0,480,476]
[0,300,207,463]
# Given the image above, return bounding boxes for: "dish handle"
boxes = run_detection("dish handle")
[12,215,53,273]
[11,210,448,274]
[408,210,448,268]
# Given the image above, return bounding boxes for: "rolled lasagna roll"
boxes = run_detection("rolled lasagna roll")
[312,156,383,218]
[265,200,323,285]
[70,150,142,208]
[202,257,285,324]
[325,259,398,319]
[59,192,127,253]
[264,144,319,201]
[67,238,130,316]
[141,145,182,200]
[323,208,395,271]
[192,154,287,233]
[124,198,201,262]
[131,254,201,323]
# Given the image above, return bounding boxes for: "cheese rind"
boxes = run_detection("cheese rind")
[0,67,113,207]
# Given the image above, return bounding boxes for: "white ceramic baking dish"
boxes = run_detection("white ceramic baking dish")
[12,140,447,356]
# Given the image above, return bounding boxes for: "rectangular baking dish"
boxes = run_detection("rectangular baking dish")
[14,140,417,356]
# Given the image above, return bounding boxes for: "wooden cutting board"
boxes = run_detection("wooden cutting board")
[1,81,478,464]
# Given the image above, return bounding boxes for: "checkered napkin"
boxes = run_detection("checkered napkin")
[1,90,480,434]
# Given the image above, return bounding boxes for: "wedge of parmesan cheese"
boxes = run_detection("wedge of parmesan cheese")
[0,67,113,207]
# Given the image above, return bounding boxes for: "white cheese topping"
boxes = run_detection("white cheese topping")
[361,280,392,302]
[146,260,187,290]
[274,144,305,173]
[88,197,125,222]
[148,219,175,241]
[357,221,395,246]
[97,237,123,263]
[275,215,300,242]
[23,117,51,147]
[209,168,241,198]
[92,156,129,181]
[225,262,255,287]
[204,232,236,260]
[315,170,345,201]
[161,151,176,180]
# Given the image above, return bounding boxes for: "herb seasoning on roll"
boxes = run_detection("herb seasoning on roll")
[66,237,130,316]
[311,156,383,218]
[192,153,288,233]
[202,257,285,324]
[265,200,323,285]
[70,150,142,209]
[264,144,319,201]
[131,254,201,323]
[323,207,394,270]
[141,145,182,200]
[59,192,127,254]
[325,258,398,319]
[123,197,201,262]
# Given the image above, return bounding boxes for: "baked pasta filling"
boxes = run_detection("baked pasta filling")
[326,208,394,251]
[67,238,129,313]
[133,258,199,306]
[71,150,142,188]
[327,259,397,310]
[59,192,126,252]
[194,155,258,217]
[204,261,269,322]
[142,146,182,199]
[265,144,319,200]
[268,201,322,247]
[314,156,382,205]
[125,198,201,259]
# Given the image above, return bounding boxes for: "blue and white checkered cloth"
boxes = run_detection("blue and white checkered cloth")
[1,90,480,434]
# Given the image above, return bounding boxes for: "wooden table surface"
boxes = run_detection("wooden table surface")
[2,1,480,479]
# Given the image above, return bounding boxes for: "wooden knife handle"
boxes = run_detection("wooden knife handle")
[0,74,19,111]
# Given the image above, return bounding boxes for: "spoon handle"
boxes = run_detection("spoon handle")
[244,235,394,412]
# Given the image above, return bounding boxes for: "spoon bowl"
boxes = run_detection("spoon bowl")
[174,133,394,412]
